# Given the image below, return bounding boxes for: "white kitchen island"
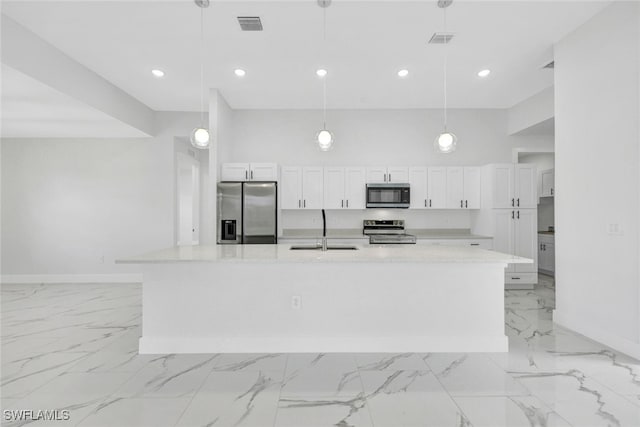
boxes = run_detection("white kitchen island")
[117,244,531,354]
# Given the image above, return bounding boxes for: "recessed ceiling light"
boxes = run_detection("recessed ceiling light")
[477,69,491,78]
[151,69,165,78]
[234,69,246,77]
[397,69,409,78]
[316,69,328,78]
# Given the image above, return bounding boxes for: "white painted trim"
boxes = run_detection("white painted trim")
[554,309,640,360]
[1,274,142,284]
[512,147,555,163]
[139,335,508,354]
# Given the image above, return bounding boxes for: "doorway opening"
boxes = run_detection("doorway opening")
[176,152,200,246]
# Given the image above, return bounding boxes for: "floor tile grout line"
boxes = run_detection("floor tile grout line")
[272,353,290,427]
[171,356,219,427]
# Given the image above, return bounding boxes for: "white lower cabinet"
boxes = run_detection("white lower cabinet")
[538,234,555,275]
[417,239,493,249]
[281,167,323,209]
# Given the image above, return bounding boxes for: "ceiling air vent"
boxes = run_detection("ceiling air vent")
[238,17,263,31]
[429,32,454,44]
[542,60,555,69]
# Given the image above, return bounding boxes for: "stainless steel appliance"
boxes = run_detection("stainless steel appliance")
[217,182,277,244]
[363,219,417,244]
[366,183,410,209]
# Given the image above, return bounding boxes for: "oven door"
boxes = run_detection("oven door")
[366,184,410,208]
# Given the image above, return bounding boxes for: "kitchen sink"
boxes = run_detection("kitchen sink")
[290,245,358,251]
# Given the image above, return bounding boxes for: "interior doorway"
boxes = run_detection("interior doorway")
[176,152,200,246]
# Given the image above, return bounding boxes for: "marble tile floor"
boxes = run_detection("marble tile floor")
[2,276,640,427]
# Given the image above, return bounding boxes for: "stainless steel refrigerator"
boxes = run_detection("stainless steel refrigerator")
[217,182,277,244]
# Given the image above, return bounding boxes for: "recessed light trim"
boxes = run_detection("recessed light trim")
[316,69,328,78]
[477,69,491,78]
[234,69,246,77]
[397,69,409,78]
[151,69,165,78]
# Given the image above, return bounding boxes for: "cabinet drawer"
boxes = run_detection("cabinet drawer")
[505,272,537,284]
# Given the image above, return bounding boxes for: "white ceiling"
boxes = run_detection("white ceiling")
[2,1,609,111]
[1,65,150,138]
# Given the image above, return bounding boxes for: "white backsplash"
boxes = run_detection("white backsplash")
[282,209,472,230]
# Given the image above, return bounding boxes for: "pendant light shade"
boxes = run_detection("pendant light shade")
[191,0,211,150]
[316,129,334,151]
[190,127,210,148]
[434,132,457,154]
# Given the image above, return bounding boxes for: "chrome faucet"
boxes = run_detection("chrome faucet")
[321,209,328,251]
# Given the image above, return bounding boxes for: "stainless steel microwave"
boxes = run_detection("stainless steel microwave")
[366,183,410,208]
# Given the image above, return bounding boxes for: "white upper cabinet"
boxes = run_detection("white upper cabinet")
[366,166,409,183]
[515,164,537,208]
[220,163,278,182]
[281,167,323,209]
[302,167,324,209]
[387,167,409,183]
[409,167,428,209]
[487,164,536,208]
[324,167,366,209]
[445,167,480,209]
[541,168,555,197]
[250,163,279,181]
[344,167,366,209]
[220,163,250,181]
[427,167,447,209]
[323,167,345,209]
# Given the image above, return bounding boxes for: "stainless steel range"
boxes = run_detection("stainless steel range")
[363,220,417,244]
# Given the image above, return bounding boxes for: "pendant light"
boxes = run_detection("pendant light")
[190,0,210,149]
[316,0,334,151]
[434,0,457,154]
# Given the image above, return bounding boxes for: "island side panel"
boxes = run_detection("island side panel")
[140,262,508,353]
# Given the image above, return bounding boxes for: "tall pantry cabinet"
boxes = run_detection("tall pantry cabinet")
[472,164,538,289]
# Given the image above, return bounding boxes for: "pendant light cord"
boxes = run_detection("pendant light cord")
[443,7,448,132]
[199,4,205,127]
[322,4,327,129]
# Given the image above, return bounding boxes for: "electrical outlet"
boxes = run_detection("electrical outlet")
[291,295,302,309]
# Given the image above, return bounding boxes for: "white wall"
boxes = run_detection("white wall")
[554,1,640,358]
[1,112,201,277]
[226,109,546,166]
[507,87,554,136]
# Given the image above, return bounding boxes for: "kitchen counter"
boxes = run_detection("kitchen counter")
[280,228,491,240]
[122,244,530,355]
[117,243,528,265]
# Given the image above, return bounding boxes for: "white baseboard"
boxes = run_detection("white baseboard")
[554,309,640,360]
[139,335,509,354]
[1,274,143,284]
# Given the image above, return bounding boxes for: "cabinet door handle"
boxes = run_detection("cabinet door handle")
[543,244,546,250]
[384,173,387,182]
[341,200,344,208]
[251,170,254,180]
[511,198,514,207]
[512,210,515,219]
[346,200,349,208]
[389,174,391,182]
[425,200,427,207]
[465,200,468,208]
[245,170,248,180]
[298,200,301,208]
[429,199,432,207]
[517,210,520,219]
[551,188,554,195]
[460,200,463,208]
[470,243,480,246]
[517,198,520,207]
[303,200,306,208]
[512,277,521,280]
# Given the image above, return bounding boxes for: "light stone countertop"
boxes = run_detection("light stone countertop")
[116,244,530,265]
[281,228,492,240]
